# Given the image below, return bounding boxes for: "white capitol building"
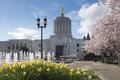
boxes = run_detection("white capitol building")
[0,8,89,60]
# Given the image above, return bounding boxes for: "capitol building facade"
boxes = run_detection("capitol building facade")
[0,8,86,60]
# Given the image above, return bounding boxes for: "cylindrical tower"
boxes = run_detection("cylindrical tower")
[53,7,72,37]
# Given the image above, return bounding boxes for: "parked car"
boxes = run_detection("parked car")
[106,57,118,64]
[65,58,74,63]
[54,58,62,63]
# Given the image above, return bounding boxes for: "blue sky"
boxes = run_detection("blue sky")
[0,0,100,41]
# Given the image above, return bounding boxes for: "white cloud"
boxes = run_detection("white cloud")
[66,3,107,37]
[78,3,107,35]
[8,27,40,39]
[66,10,80,20]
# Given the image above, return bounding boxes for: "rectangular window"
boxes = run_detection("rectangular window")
[39,44,41,47]
[76,43,79,47]
[76,49,79,52]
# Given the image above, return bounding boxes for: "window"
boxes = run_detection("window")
[8,46,10,50]
[12,43,15,49]
[16,43,19,49]
[20,43,23,47]
[76,43,79,47]
[76,49,79,52]
[39,44,41,47]
[24,43,27,47]
[81,48,85,50]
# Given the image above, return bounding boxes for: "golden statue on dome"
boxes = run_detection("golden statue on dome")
[61,7,64,16]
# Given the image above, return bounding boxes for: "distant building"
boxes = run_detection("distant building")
[0,8,86,60]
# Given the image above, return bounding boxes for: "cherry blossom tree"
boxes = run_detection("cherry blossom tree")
[98,0,120,13]
[84,0,120,64]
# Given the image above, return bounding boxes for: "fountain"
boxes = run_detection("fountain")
[14,52,18,62]
[29,52,34,61]
[0,52,2,61]
[0,51,55,62]
[38,51,41,59]
[47,52,51,61]
[5,53,11,63]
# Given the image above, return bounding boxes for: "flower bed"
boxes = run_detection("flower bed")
[0,60,101,80]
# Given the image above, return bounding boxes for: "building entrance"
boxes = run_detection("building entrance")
[55,45,64,58]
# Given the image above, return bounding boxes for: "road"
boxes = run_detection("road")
[68,61,120,80]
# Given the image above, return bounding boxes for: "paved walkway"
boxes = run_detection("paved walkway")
[68,61,120,80]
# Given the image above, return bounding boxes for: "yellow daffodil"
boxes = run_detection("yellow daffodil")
[37,67,42,72]
[83,71,86,75]
[76,70,81,75]
[12,69,15,73]
[4,74,9,77]
[21,64,25,68]
[0,60,100,80]
[88,75,92,79]
[23,72,26,76]
[46,68,50,72]
[81,68,87,72]
[70,68,74,72]
[0,68,3,73]
[69,71,73,76]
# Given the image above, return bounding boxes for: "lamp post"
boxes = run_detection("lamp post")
[37,16,47,59]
